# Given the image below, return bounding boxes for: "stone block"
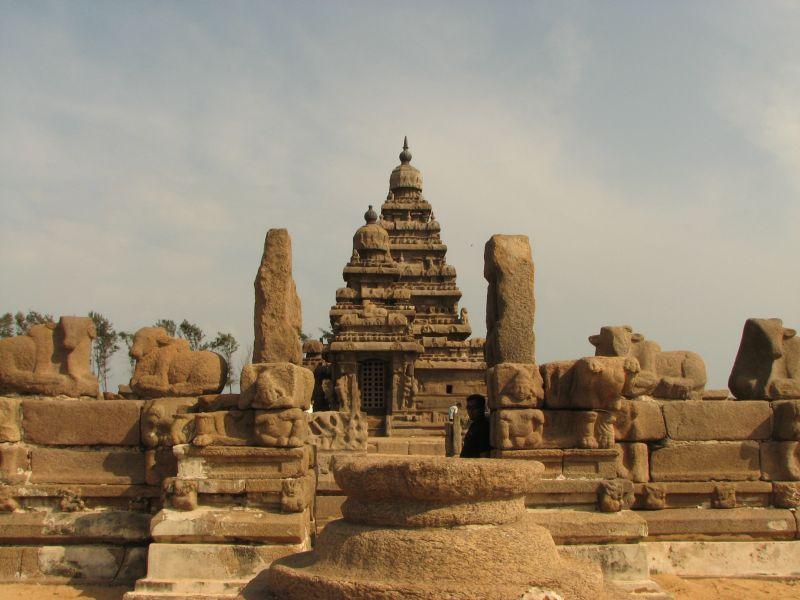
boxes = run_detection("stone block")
[525,478,604,507]
[373,438,410,455]
[174,445,311,480]
[192,410,255,446]
[0,444,29,484]
[407,438,445,456]
[0,398,21,442]
[30,448,146,484]
[240,363,313,410]
[22,398,143,446]
[540,410,593,448]
[254,408,309,447]
[760,441,800,481]
[650,441,760,481]
[614,398,666,442]
[0,510,150,543]
[642,507,797,541]
[143,542,306,581]
[563,448,618,479]
[486,363,543,409]
[662,400,771,441]
[559,543,649,582]
[772,400,800,440]
[151,507,310,543]
[483,234,536,367]
[0,546,38,580]
[490,408,544,450]
[526,509,646,544]
[490,448,563,478]
[37,545,130,581]
[315,495,345,523]
[616,442,648,482]
[645,539,800,577]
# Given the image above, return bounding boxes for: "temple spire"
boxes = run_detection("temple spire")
[399,136,412,164]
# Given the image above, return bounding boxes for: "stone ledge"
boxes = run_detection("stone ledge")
[642,507,797,541]
[0,510,150,543]
[150,507,311,544]
[528,509,647,544]
[650,441,760,481]
[0,545,146,583]
[645,539,800,577]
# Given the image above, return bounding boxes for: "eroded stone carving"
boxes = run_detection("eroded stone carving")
[589,325,707,399]
[238,363,313,411]
[192,410,255,446]
[729,318,800,400]
[170,479,198,511]
[129,327,227,398]
[308,411,369,451]
[597,480,633,513]
[773,482,800,508]
[141,397,198,448]
[487,363,544,409]
[712,483,737,509]
[642,483,667,510]
[490,408,544,450]
[0,316,98,397]
[254,408,308,447]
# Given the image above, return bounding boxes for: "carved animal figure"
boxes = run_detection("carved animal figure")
[541,357,639,411]
[129,327,227,398]
[729,318,800,400]
[0,316,98,397]
[254,408,308,447]
[589,325,707,399]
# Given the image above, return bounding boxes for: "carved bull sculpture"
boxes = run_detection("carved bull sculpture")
[0,316,98,397]
[129,326,227,398]
[729,318,800,400]
[589,325,706,399]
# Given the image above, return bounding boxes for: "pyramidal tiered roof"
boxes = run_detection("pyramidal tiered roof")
[329,139,484,367]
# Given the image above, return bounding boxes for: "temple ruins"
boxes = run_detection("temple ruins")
[0,141,799,599]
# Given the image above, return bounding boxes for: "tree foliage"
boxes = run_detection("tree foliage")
[88,311,120,393]
[117,331,137,376]
[178,319,208,351]
[153,319,177,337]
[209,332,240,392]
[13,310,55,335]
[0,313,13,338]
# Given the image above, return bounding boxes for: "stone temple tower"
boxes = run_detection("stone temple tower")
[320,139,486,434]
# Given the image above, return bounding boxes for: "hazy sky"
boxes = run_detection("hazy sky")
[1,1,798,391]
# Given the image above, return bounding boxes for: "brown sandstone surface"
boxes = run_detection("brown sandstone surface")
[253,228,302,365]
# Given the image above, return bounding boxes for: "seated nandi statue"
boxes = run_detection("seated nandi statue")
[589,325,707,399]
[129,326,227,398]
[729,318,800,400]
[0,316,98,397]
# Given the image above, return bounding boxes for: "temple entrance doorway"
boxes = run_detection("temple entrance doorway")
[359,359,387,415]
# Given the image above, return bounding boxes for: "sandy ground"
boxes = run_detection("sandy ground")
[653,575,800,599]
[0,579,799,599]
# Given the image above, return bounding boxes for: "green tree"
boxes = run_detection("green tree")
[14,310,54,335]
[178,319,208,351]
[154,319,177,337]
[88,311,120,393]
[117,331,137,376]
[0,313,13,338]
[209,332,240,392]
[318,327,334,343]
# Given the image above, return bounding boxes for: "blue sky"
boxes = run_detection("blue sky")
[1,1,798,390]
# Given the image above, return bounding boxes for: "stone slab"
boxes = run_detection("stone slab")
[662,400,771,441]
[30,448,146,484]
[650,441,760,481]
[558,543,650,582]
[526,478,606,507]
[0,398,21,442]
[642,507,797,541]
[174,444,310,480]
[143,542,307,581]
[0,510,150,543]
[526,509,646,544]
[645,540,800,577]
[0,545,146,583]
[632,481,773,509]
[150,507,310,544]
[22,398,143,445]
[616,442,649,482]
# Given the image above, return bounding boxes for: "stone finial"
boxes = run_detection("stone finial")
[363,204,378,224]
[399,136,412,164]
[253,228,302,365]
[483,234,536,367]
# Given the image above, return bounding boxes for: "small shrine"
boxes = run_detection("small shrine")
[314,139,486,432]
